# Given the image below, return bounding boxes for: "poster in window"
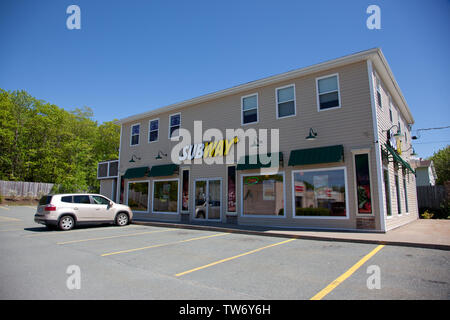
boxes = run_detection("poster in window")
[227,166,236,212]
[263,179,275,200]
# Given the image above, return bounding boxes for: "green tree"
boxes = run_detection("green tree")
[429,145,450,185]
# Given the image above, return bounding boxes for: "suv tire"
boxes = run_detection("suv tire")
[115,212,129,226]
[59,215,75,231]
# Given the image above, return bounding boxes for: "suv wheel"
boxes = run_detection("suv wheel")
[115,212,129,226]
[59,215,75,231]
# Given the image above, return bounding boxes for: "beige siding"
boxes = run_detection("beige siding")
[370,67,419,231]
[117,61,393,230]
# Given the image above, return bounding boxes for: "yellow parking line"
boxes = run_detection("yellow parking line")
[101,232,229,257]
[310,244,385,300]
[0,206,10,210]
[57,229,176,244]
[0,216,21,221]
[175,238,296,277]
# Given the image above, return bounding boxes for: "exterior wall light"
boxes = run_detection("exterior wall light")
[155,150,167,160]
[305,128,317,140]
[129,154,141,163]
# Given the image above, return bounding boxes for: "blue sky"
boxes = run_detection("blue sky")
[0,0,449,158]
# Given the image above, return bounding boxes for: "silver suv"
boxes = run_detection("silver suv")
[34,194,133,231]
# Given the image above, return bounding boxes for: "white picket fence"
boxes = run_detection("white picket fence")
[0,180,54,198]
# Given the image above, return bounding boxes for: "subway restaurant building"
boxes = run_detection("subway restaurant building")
[99,48,419,232]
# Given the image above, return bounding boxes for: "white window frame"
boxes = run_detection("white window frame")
[316,73,341,112]
[388,95,393,123]
[148,118,159,143]
[152,178,180,215]
[126,180,150,213]
[383,165,393,219]
[240,171,286,218]
[275,84,296,119]
[376,75,383,109]
[97,161,110,179]
[403,174,409,215]
[351,149,375,217]
[291,166,349,220]
[130,123,140,146]
[168,113,181,139]
[241,93,259,126]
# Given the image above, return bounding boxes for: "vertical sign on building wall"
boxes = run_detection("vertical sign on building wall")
[182,170,189,211]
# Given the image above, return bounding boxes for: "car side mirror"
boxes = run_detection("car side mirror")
[108,201,113,208]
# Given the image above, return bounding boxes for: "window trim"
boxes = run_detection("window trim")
[394,170,402,216]
[241,93,259,126]
[240,171,286,218]
[351,149,375,217]
[126,180,150,213]
[275,84,296,119]
[130,123,141,147]
[97,160,119,179]
[403,174,409,215]
[383,166,392,219]
[316,73,341,112]
[152,178,180,215]
[291,166,349,220]
[168,113,181,139]
[148,118,160,144]
[376,75,383,109]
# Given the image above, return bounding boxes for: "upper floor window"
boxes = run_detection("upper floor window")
[388,96,393,123]
[241,93,258,125]
[130,124,140,146]
[276,85,296,118]
[149,119,159,143]
[376,77,382,108]
[316,74,341,111]
[169,113,181,138]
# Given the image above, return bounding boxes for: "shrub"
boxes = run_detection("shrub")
[295,207,331,216]
[420,210,434,219]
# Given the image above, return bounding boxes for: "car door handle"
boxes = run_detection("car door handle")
[96,208,100,211]
[74,207,79,210]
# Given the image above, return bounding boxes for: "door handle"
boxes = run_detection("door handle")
[74,207,79,210]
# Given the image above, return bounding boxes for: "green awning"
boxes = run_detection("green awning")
[236,152,283,171]
[288,145,344,166]
[149,164,179,177]
[384,144,415,174]
[123,167,149,179]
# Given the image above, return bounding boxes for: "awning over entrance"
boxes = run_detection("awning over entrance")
[236,152,283,171]
[383,144,415,174]
[123,166,149,179]
[288,145,344,166]
[148,164,179,177]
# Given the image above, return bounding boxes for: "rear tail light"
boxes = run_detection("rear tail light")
[44,204,56,211]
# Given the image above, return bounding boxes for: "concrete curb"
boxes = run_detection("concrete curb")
[132,220,450,251]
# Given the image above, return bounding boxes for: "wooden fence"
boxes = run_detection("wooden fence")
[417,185,447,208]
[0,180,54,198]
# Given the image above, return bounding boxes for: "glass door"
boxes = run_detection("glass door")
[194,179,222,220]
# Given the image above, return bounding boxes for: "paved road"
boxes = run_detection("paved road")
[0,206,449,300]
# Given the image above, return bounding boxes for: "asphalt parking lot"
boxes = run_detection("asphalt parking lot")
[0,206,449,300]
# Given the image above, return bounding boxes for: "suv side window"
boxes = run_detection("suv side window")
[73,195,90,204]
[92,196,110,205]
[61,196,73,203]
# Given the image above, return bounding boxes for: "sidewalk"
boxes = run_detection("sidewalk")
[133,218,450,250]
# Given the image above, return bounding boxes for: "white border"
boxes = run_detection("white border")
[275,84,296,119]
[240,171,286,218]
[241,93,259,126]
[151,178,180,214]
[126,180,150,213]
[368,60,387,231]
[351,150,375,217]
[316,73,341,112]
[192,177,223,221]
[291,166,349,220]
[97,160,119,179]
[168,112,181,139]
[130,123,140,146]
[148,118,159,143]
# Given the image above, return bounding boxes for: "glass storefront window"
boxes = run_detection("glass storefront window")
[181,170,189,211]
[127,181,149,212]
[153,180,179,213]
[293,168,347,217]
[242,174,284,216]
[227,166,236,212]
[355,154,372,214]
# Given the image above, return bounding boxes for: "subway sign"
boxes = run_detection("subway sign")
[179,137,239,161]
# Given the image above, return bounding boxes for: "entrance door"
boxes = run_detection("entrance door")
[194,178,222,220]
